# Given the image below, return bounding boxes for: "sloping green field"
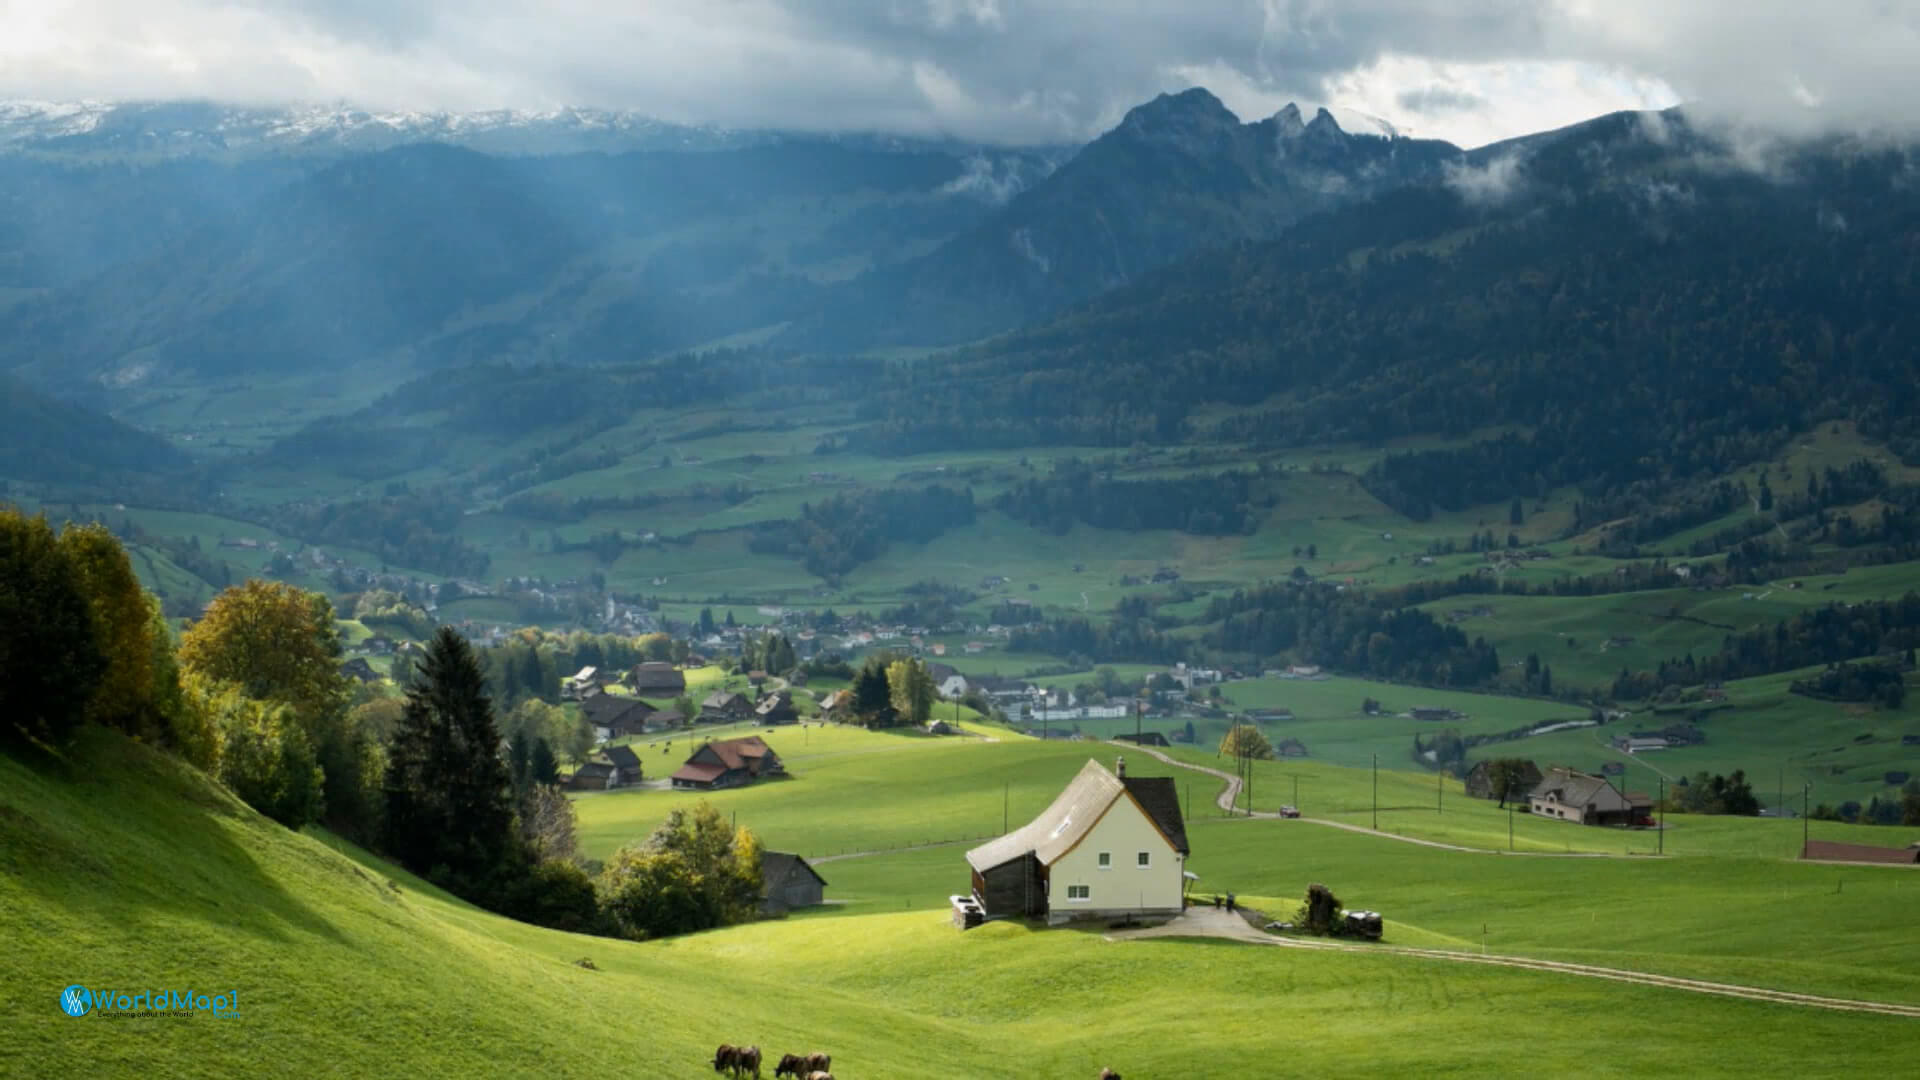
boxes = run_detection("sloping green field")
[6,728,1920,1079]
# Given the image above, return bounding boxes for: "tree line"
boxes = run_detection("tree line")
[748,484,976,580]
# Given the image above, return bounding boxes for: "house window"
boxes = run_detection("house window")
[1137,851,1151,868]
[1097,852,1112,869]
[1067,884,1090,902]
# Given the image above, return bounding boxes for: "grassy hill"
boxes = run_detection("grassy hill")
[8,727,1920,1077]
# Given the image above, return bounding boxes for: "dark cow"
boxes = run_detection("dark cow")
[735,1045,762,1079]
[1099,1070,1123,1080]
[774,1054,807,1078]
[712,1045,737,1073]
[803,1052,831,1074]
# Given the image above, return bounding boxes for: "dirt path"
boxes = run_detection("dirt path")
[1110,909,1920,1018]
[1106,741,1637,858]
[810,838,979,865]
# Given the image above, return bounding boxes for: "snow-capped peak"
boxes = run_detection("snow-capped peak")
[1272,103,1400,140]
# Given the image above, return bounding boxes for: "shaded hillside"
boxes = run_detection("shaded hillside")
[0,140,1054,393]
[785,90,1464,350]
[0,374,185,485]
[848,109,1920,515]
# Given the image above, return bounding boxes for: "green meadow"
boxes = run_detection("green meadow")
[9,727,1920,1079]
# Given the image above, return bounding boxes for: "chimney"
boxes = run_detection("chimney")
[1115,756,1126,778]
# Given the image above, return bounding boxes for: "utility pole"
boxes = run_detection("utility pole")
[1372,753,1379,831]
[1438,768,1443,814]
[1508,804,1514,851]
[1658,776,1665,856]
[1293,773,1299,811]
[1803,782,1811,857]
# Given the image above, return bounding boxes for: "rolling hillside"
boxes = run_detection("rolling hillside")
[7,726,1920,1078]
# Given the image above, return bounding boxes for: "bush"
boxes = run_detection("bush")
[1294,883,1343,936]
[502,858,608,935]
[194,677,326,829]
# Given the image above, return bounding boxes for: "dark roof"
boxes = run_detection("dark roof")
[1122,775,1190,856]
[572,762,615,781]
[582,694,655,727]
[702,690,745,710]
[761,850,827,889]
[1802,841,1920,865]
[602,744,643,770]
[631,662,686,690]
[756,692,793,715]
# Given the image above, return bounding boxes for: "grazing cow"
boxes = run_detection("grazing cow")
[712,1045,737,1073]
[806,1073,834,1080]
[803,1052,831,1073]
[735,1045,762,1079]
[774,1054,806,1078]
[1099,1070,1122,1080]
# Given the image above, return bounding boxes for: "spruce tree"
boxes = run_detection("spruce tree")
[384,626,519,891]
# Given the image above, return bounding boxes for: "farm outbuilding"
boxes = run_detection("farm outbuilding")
[582,694,657,738]
[1528,766,1652,826]
[758,851,828,914]
[963,757,1188,926]
[629,662,686,695]
[671,736,784,790]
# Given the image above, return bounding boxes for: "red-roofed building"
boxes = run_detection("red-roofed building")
[670,735,785,790]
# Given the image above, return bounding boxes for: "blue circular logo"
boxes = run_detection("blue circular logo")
[60,985,92,1018]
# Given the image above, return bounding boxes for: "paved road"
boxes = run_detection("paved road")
[1109,908,1920,1017]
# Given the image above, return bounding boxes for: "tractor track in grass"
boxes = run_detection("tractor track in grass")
[1107,741,1635,858]
[1113,909,1920,1017]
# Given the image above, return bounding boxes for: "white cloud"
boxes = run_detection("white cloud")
[0,1,1912,147]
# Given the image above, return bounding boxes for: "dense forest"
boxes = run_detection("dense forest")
[993,461,1272,535]
[269,489,491,579]
[840,116,1920,528]
[748,485,976,580]
[1613,593,1920,699]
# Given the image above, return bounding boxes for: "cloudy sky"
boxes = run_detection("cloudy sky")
[1,1,1915,147]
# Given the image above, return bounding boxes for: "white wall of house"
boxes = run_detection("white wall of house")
[1046,796,1184,917]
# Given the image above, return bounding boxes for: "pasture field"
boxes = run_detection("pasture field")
[10,729,1920,1079]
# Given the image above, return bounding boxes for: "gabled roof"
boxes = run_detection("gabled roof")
[698,735,774,770]
[756,692,792,715]
[573,761,615,780]
[1530,767,1630,813]
[672,761,726,784]
[967,759,1131,873]
[761,850,827,888]
[582,694,655,727]
[602,744,643,770]
[703,690,745,709]
[569,666,597,682]
[631,662,685,689]
[1122,775,1189,856]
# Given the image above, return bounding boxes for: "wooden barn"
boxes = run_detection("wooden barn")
[962,756,1188,926]
[629,662,686,696]
[759,851,828,915]
[755,691,798,726]
[582,694,656,739]
[700,690,753,723]
[671,736,784,790]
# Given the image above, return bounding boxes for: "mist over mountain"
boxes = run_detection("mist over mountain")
[784,88,1467,350]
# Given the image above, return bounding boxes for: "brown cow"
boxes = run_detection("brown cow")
[712,1045,737,1073]
[805,1073,834,1080]
[803,1052,831,1073]
[735,1045,762,1079]
[774,1054,807,1078]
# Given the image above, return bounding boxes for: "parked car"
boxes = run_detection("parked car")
[1278,805,1301,818]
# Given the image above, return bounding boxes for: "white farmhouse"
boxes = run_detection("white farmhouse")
[961,757,1189,926]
